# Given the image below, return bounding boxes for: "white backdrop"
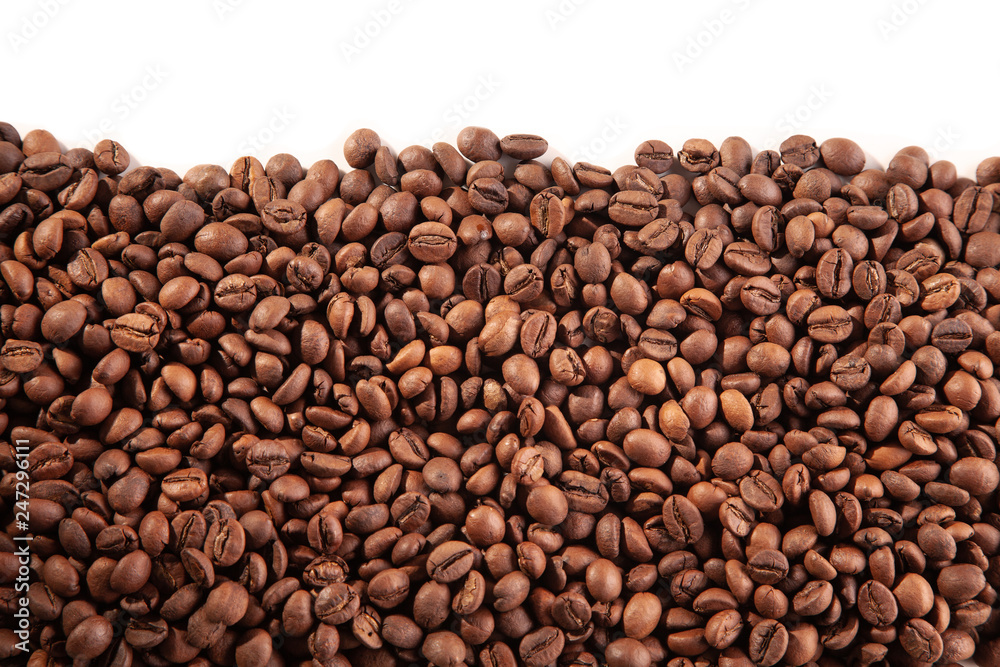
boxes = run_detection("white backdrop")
[4,0,1000,183]
[2,1,995,665]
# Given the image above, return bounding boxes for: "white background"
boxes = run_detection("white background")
[3,0,1000,183]
[1,1,994,665]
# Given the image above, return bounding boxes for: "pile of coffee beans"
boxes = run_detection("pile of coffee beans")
[1,122,999,667]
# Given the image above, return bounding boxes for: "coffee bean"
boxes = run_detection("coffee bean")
[426,541,475,583]
[344,128,380,169]
[747,549,789,585]
[519,626,565,667]
[739,470,784,512]
[608,190,658,226]
[94,139,130,175]
[19,151,72,192]
[314,582,361,626]
[367,567,411,609]
[161,467,208,502]
[816,247,853,299]
[722,241,770,276]
[260,199,307,234]
[468,178,509,215]
[748,619,788,666]
[0,339,43,372]
[936,563,987,602]
[678,138,720,173]
[900,618,943,662]
[41,299,88,343]
[501,134,548,160]
[408,222,457,263]
[65,615,114,659]
[528,190,567,238]
[858,580,898,626]
[504,263,543,302]
[820,137,866,175]
[661,495,704,544]
[634,139,673,173]
[457,126,501,162]
[892,572,934,617]
[685,228,724,270]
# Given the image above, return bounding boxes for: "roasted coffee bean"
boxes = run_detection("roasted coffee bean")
[747,550,789,585]
[858,580,898,626]
[634,139,674,173]
[94,139,130,175]
[679,138,720,173]
[748,619,788,666]
[520,626,565,667]
[0,339,43,372]
[780,135,820,168]
[315,582,361,625]
[65,615,114,659]
[530,191,567,238]
[820,137,866,176]
[426,541,475,583]
[501,134,548,160]
[608,190,658,227]
[408,221,457,262]
[899,618,943,662]
[661,495,704,544]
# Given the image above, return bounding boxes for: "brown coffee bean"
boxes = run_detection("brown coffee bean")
[109,548,152,594]
[635,139,673,173]
[408,222,457,263]
[315,582,361,625]
[893,572,934,617]
[457,126,501,162]
[529,191,567,238]
[937,563,987,602]
[65,615,113,659]
[858,580,898,626]
[679,138,720,173]
[368,567,410,609]
[900,618,943,663]
[501,134,548,160]
[94,139,130,175]
[519,626,565,667]
[344,128,380,168]
[0,339,43,372]
[748,619,788,667]
[821,138,866,175]
[525,485,568,526]
[161,467,208,502]
[661,495,704,544]
[426,541,475,583]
